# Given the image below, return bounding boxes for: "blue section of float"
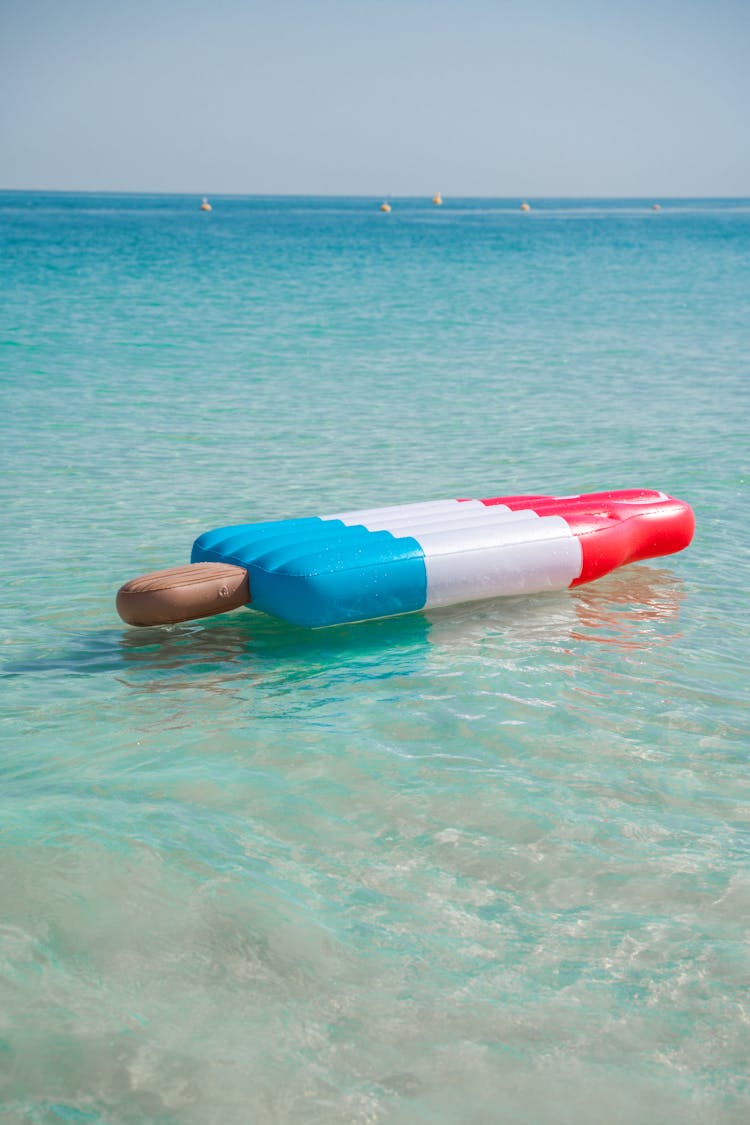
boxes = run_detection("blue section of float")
[192,517,427,627]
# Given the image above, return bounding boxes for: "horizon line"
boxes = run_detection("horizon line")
[2,188,749,201]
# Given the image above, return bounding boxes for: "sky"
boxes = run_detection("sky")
[0,0,748,196]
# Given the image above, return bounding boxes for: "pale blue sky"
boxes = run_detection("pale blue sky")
[1,0,748,195]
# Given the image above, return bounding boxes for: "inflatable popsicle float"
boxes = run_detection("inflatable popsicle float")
[116,489,694,629]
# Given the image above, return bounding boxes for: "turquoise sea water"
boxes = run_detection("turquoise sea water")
[1,193,748,1123]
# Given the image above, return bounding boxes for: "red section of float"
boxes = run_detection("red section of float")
[467,490,695,587]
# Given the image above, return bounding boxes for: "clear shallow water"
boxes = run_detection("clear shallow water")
[1,193,748,1123]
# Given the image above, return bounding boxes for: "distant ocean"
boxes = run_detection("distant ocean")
[1,193,748,1123]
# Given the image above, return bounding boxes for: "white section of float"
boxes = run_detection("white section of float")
[421,513,582,606]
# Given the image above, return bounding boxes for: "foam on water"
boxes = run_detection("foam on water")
[1,194,748,1123]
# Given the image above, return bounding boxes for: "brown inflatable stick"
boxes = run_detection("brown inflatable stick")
[116,562,249,627]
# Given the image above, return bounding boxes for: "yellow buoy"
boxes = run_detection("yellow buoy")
[520,201,531,212]
[200,197,212,212]
[380,201,391,213]
[432,192,443,206]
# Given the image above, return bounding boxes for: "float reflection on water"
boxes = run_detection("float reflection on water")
[111,564,686,694]
[2,565,685,692]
